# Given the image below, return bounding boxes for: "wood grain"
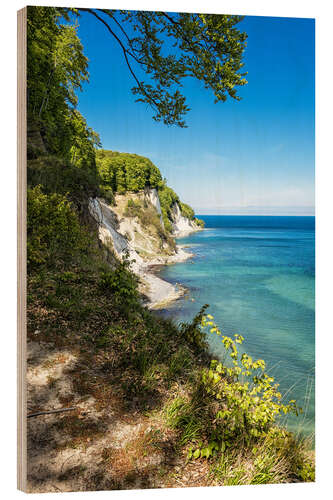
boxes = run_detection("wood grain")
[17,6,27,492]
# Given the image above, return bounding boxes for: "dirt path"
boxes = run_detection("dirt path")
[27,341,212,492]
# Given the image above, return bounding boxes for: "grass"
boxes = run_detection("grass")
[123,197,176,252]
[27,200,315,490]
[208,432,315,485]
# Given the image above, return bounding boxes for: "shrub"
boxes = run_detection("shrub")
[99,185,115,205]
[124,198,142,217]
[95,151,200,235]
[186,314,302,459]
[159,185,179,231]
[159,187,199,233]
[161,207,172,233]
[179,305,209,351]
[180,202,195,220]
[127,199,136,208]
[27,155,100,206]
[27,185,90,270]
[98,261,139,306]
[194,217,205,228]
[137,205,160,229]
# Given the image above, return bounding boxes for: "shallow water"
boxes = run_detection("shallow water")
[157,216,315,439]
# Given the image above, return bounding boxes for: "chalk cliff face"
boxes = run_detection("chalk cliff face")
[144,187,164,228]
[89,188,201,269]
[88,188,200,308]
[170,202,201,237]
[89,197,144,274]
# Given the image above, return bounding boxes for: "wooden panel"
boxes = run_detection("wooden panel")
[17,6,27,492]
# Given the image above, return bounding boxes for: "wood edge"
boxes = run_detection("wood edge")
[17,6,27,493]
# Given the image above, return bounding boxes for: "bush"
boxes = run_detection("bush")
[161,207,172,233]
[95,151,200,235]
[179,305,209,351]
[194,217,205,228]
[27,185,91,270]
[28,155,100,206]
[185,314,302,459]
[99,185,115,205]
[138,205,160,228]
[124,198,142,217]
[180,202,195,220]
[159,185,179,231]
[98,261,139,306]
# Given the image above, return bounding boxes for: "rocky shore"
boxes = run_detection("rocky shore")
[89,194,201,310]
[140,245,193,309]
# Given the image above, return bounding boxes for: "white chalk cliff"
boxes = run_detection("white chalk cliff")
[144,187,164,228]
[171,202,201,237]
[89,188,201,309]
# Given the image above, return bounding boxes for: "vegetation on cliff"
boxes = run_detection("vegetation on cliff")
[25,6,314,492]
[96,150,204,231]
[96,150,163,199]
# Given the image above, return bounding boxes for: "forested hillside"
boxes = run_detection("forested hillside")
[96,149,204,231]
[25,6,314,493]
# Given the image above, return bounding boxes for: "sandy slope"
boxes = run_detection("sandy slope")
[89,195,199,309]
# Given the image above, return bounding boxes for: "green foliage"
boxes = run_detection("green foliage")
[161,313,314,484]
[167,346,193,379]
[180,202,195,220]
[190,314,302,453]
[26,9,314,485]
[124,198,142,217]
[96,150,200,234]
[27,7,101,206]
[179,305,209,351]
[96,150,163,194]
[194,217,205,228]
[164,397,203,446]
[27,155,100,206]
[249,431,315,484]
[98,260,139,307]
[99,185,115,205]
[158,184,180,232]
[27,186,90,270]
[127,199,137,208]
[80,9,248,126]
[27,7,88,112]
[297,459,315,482]
[179,202,205,228]
[27,7,100,161]
[138,206,161,231]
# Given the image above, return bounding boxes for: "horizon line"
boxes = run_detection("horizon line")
[195,213,315,217]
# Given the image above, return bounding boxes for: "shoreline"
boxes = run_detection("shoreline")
[139,243,194,310]
[89,196,202,310]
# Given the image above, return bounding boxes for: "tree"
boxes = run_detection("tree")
[73,8,248,127]
[27,6,103,211]
[26,6,248,208]
[95,151,163,193]
[27,7,100,161]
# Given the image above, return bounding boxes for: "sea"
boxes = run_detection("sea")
[156,215,315,440]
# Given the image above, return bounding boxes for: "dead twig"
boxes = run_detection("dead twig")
[27,407,76,418]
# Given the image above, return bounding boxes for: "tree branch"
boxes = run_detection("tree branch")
[98,9,139,53]
[81,8,160,112]
[161,12,204,54]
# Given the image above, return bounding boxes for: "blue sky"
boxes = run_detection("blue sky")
[75,12,315,215]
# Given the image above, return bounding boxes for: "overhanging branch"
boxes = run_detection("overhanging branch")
[81,8,160,113]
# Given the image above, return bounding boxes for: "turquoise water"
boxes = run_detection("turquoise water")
[157,216,315,439]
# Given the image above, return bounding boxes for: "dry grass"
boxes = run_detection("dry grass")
[26,233,315,492]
